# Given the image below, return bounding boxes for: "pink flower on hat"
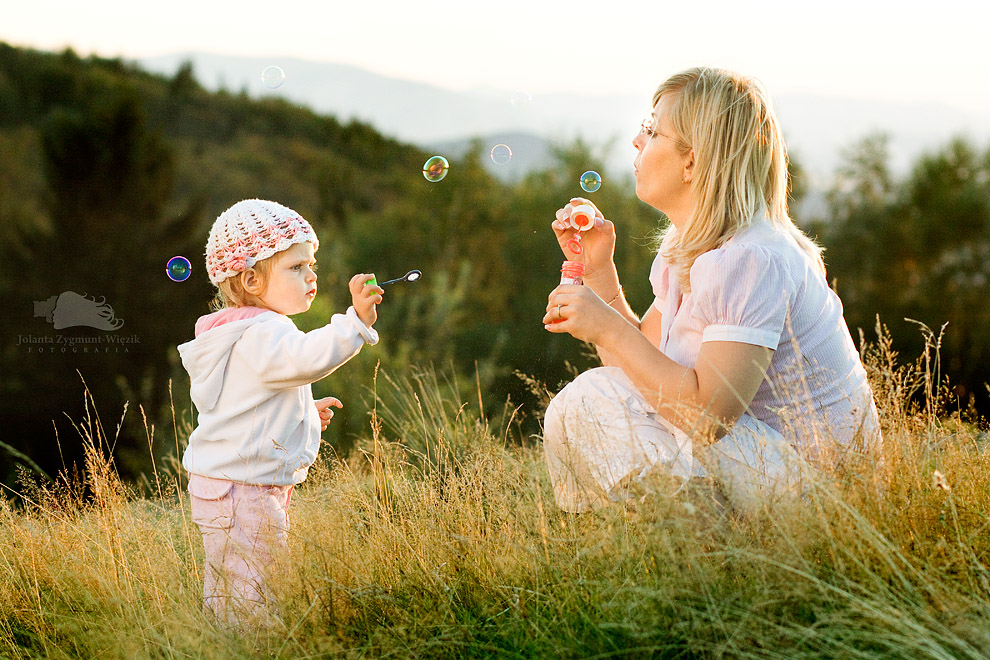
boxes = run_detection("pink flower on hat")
[204,199,320,285]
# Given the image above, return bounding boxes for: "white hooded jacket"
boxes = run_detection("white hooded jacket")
[177,306,378,485]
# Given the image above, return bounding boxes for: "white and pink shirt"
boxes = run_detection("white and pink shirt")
[649,215,880,452]
[178,306,378,485]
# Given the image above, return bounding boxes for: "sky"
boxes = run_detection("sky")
[4,0,990,117]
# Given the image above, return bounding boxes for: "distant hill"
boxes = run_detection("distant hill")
[140,52,990,187]
[426,133,556,183]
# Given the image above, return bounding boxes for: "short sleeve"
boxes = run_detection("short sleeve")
[689,245,793,349]
[648,251,671,312]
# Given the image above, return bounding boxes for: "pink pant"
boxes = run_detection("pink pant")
[188,474,293,627]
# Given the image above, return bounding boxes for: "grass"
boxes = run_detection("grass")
[1,321,989,659]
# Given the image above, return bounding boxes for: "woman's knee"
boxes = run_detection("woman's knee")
[547,367,636,419]
[697,415,806,514]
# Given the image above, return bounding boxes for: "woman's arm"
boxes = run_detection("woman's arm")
[596,302,660,367]
[546,198,771,436]
[545,286,771,442]
[616,331,773,441]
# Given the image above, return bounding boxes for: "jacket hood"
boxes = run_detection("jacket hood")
[178,307,281,412]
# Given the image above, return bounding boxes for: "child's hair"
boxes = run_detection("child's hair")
[652,67,825,291]
[204,199,319,310]
[209,256,278,311]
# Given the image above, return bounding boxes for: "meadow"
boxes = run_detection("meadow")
[1,321,989,660]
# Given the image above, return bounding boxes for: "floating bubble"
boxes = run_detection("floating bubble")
[423,155,449,182]
[166,256,192,282]
[261,66,285,89]
[580,170,602,193]
[510,91,532,109]
[490,144,512,165]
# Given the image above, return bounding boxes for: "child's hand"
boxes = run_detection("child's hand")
[349,273,383,327]
[315,396,343,431]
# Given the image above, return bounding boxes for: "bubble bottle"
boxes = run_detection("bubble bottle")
[551,260,585,324]
[559,260,585,286]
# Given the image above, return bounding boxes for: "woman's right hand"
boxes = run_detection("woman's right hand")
[552,197,617,276]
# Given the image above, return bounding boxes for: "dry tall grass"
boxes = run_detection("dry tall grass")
[2,322,989,659]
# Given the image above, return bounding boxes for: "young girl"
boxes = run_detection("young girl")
[177,198,383,626]
[543,68,881,514]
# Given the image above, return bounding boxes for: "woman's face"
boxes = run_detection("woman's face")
[632,95,694,224]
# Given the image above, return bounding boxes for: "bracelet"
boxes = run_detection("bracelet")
[605,287,623,306]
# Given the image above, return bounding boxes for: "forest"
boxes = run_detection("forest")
[1,42,988,487]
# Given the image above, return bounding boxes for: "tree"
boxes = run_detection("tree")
[0,84,207,481]
[819,133,990,413]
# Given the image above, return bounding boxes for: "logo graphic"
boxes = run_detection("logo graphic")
[33,292,125,330]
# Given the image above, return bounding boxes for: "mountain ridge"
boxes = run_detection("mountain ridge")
[138,52,990,188]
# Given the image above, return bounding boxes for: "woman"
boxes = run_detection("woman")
[542,67,880,514]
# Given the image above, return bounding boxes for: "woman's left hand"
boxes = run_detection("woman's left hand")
[315,396,343,431]
[552,198,616,277]
[543,284,620,345]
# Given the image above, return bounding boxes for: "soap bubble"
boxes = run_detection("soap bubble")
[166,256,192,282]
[580,170,602,193]
[423,156,449,182]
[490,144,512,165]
[510,91,532,109]
[261,66,285,89]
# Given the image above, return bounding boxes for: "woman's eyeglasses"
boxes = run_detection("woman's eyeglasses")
[639,116,675,142]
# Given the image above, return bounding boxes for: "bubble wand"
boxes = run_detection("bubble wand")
[563,203,596,255]
[366,270,423,287]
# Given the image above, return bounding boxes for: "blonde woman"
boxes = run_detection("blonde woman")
[542,68,880,514]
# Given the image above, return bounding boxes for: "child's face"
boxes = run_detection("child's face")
[257,242,318,315]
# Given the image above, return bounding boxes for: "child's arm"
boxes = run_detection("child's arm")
[240,308,379,389]
[350,273,383,328]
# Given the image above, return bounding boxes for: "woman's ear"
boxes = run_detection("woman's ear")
[683,149,696,184]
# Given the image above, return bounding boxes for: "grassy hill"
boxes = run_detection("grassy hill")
[2,330,989,658]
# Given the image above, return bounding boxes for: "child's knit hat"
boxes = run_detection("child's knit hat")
[205,199,319,285]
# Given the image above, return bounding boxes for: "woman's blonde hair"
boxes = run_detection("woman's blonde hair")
[654,67,824,291]
[208,255,278,312]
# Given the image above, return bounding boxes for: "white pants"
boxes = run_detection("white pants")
[543,367,806,514]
